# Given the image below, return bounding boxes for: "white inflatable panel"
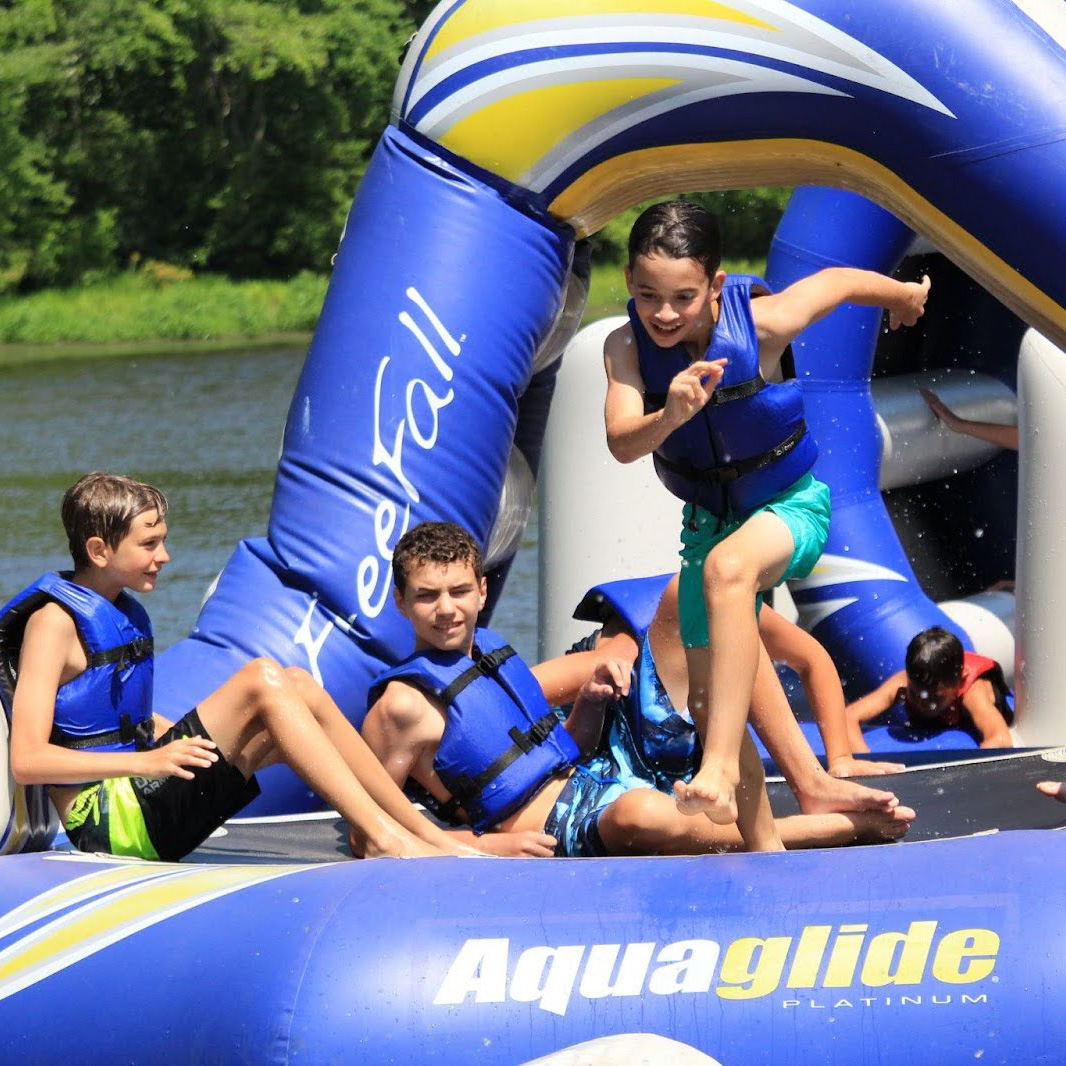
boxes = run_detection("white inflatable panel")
[522,1034,722,1066]
[539,317,679,657]
[938,591,1016,688]
[873,371,1016,490]
[1013,329,1066,744]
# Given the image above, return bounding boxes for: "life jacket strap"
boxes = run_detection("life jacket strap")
[85,636,154,672]
[644,375,764,414]
[438,644,517,705]
[448,710,564,805]
[656,421,807,486]
[50,714,155,752]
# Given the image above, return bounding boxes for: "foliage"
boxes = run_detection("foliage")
[0,0,413,291]
[0,0,790,314]
[0,268,326,343]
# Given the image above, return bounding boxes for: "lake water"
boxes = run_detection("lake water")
[0,346,539,664]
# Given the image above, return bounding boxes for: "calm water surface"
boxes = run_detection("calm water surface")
[0,347,539,664]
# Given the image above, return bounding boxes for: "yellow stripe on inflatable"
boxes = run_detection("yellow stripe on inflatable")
[438,78,681,185]
[0,862,173,939]
[0,863,298,1000]
[548,139,1066,348]
[426,2,774,60]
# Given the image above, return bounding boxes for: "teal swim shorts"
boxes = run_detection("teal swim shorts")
[677,472,831,649]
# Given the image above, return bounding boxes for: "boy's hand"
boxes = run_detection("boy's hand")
[888,275,931,330]
[829,754,905,778]
[663,359,728,428]
[579,659,631,704]
[140,735,219,780]
[476,830,558,857]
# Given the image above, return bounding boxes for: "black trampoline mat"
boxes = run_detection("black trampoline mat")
[767,747,1066,840]
[182,749,1066,864]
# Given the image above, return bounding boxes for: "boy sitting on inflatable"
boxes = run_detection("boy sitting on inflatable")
[569,573,905,794]
[361,521,914,857]
[1,473,471,861]
[846,626,1013,749]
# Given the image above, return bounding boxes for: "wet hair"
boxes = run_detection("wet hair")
[61,473,168,569]
[392,521,483,594]
[627,199,723,279]
[905,626,964,693]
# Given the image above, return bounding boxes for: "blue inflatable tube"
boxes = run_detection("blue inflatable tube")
[765,190,970,692]
[0,836,1059,1064]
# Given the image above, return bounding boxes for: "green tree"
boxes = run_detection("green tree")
[0,0,413,289]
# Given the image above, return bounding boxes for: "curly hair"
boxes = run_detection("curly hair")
[391,521,483,594]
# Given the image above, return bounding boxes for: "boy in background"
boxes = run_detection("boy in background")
[846,626,1013,750]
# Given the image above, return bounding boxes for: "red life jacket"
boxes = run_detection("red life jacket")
[905,652,1012,729]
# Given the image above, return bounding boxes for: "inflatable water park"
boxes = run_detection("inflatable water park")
[4,2,1066,1061]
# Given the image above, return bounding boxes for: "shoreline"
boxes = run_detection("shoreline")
[0,331,314,368]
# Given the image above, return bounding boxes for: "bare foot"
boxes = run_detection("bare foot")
[1037,781,1066,802]
[674,768,738,825]
[348,825,448,859]
[796,772,899,815]
[842,805,916,844]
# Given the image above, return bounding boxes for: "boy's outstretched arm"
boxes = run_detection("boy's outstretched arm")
[758,606,903,778]
[963,684,1014,749]
[603,324,725,463]
[753,268,930,367]
[845,672,907,753]
[10,605,217,786]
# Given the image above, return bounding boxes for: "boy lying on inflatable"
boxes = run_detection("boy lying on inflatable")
[360,522,914,857]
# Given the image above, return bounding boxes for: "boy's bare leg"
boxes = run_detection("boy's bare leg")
[748,644,899,814]
[676,512,793,826]
[597,787,915,855]
[195,659,447,859]
[281,668,477,856]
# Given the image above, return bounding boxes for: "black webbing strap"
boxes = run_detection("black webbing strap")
[447,711,561,805]
[656,421,808,486]
[643,375,763,414]
[50,713,155,752]
[85,636,154,672]
[708,376,764,406]
[438,644,517,706]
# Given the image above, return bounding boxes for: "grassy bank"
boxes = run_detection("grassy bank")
[0,257,767,365]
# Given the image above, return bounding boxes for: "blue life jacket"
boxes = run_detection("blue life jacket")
[573,574,673,641]
[631,274,818,519]
[571,576,698,791]
[0,572,155,756]
[630,634,699,790]
[369,628,580,833]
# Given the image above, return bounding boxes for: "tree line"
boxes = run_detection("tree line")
[0,0,786,294]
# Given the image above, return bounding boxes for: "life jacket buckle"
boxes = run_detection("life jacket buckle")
[528,717,554,745]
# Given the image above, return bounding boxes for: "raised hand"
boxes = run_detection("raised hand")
[888,274,930,330]
[580,658,631,704]
[662,358,728,428]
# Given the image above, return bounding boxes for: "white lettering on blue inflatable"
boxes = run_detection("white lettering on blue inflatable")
[359,287,461,619]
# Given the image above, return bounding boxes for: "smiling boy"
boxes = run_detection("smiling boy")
[1,472,467,861]
[361,522,913,857]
